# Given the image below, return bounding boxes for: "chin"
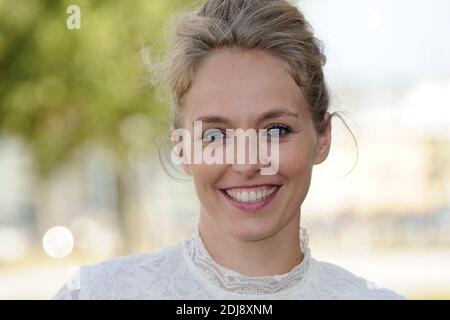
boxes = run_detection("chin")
[222,218,280,242]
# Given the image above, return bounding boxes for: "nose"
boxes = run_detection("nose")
[232,144,261,178]
[231,162,261,178]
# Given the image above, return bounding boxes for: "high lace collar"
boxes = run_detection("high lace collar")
[184,224,311,295]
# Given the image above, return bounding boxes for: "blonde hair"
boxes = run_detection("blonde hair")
[147,0,332,134]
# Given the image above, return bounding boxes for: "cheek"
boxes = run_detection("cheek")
[277,142,314,207]
[278,140,314,184]
[190,164,225,194]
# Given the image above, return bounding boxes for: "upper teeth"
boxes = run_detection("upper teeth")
[225,186,278,203]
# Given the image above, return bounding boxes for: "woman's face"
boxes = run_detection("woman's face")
[181,48,331,241]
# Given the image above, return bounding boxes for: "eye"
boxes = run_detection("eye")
[265,124,291,138]
[202,128,226,142]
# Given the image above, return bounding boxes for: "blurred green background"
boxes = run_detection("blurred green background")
[1,0,449,299]
[0,0,193,252]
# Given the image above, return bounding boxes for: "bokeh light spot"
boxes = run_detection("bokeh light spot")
[42,226,74,259]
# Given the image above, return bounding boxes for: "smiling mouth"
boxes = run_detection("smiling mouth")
[220,185,281,210]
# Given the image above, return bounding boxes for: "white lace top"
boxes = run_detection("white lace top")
[53,225,405,300]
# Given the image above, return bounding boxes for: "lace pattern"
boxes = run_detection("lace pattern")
[184,225,311,295]
[52,224,407,300]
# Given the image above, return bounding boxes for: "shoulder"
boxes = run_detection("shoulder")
[305,257,406,300]
[87,239,184,277]
[55,239,187,299]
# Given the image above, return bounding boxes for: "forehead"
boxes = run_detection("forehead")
[184,48,308,122]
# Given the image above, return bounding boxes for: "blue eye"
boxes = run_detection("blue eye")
[266,124,291,138]
[203,128,226,142]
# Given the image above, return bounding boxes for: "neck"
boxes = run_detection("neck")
[197,209,303,277]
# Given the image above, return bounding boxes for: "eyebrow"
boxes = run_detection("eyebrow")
[193,108,299,125]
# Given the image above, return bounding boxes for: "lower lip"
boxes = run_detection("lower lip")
[220,186,281,212]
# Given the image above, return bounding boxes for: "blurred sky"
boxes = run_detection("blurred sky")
[298,0,450,139]
[300,0,450,86]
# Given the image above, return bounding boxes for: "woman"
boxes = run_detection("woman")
[54,0,405,299]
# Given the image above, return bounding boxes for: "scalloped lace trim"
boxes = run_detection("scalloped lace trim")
[184,224,311,295]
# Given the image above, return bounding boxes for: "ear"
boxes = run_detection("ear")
[313,112,332,165]
[171,126,192,176]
